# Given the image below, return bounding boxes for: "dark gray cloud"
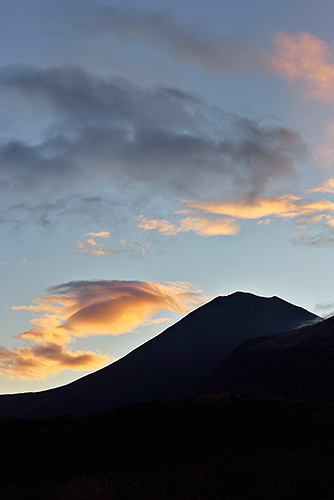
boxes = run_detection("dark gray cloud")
[0,65,307,216]
[0,194,126,230]
[63,4,252,75]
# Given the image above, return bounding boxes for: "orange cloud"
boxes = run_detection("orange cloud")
[137,188,334,241]
[268,32,334,99]
[178,217,240,236]
[136,215,240,237]
[305,178,334,194]
[1,280,207,380]
[0,343,111,381]
[183,195,334,220]
[75,236,147,256]
[135,216,178,235]
[85,231,110,238]
[49,280,207,336]
[75,240,115,255]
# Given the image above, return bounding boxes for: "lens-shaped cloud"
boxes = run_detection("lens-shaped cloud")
[0,280,207,380]
[46,280,207,336]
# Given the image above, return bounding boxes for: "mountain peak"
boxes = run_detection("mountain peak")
[0,292,320,418]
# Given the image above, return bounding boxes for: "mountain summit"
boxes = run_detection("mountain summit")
[0,292,319,418]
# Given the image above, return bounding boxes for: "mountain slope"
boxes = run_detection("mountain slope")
[0,292,318,417]
[204,314,334,400]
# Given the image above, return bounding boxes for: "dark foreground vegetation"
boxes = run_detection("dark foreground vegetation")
[1,394,334,499]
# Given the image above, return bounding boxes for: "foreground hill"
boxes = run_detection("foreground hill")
[0,292,318,418]
[205,314,334,400]
[1,395,334,499]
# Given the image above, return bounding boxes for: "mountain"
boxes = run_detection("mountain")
[0,292,318,418]
[204,314,334,400]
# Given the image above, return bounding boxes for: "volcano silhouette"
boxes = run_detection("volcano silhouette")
[0,292,319,418]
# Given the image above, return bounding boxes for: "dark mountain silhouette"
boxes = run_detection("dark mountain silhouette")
[0,291,318,418]
[204,314,334,400]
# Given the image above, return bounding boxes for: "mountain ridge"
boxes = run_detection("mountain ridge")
[204,313,334,400]
[0,291,320,418]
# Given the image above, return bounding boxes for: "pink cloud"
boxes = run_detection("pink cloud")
[268,32,334,100]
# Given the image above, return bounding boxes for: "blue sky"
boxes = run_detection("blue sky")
[0,0,334,393]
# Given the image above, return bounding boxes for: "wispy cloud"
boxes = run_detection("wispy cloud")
[66,4,252,75]
[305,178,334,194]
[314,302,334,317]
[292,229,334,247]
[183,194,334,220]
[135,217,179,236]
[85,231,110,238]
[1,280,207,380]
[268,32,334,100]
[136,215,240,237]
[0,344,110,381]
[74,232,147,257]
[136,178,334,245]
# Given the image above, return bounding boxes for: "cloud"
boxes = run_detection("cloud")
[0,343,110,381]
[74,234,147,256]
[0,66,307,218]
[0,194,125,230]
[136,178,334,243]
[85,231,110,238]
[314,302,334,317]
[292,213,334,247]
[1,280,207,380]
[315,302,334,312]
[65,4,252,75]
[179,217,240,236]
[305,178,334,194]
[136,215,240,237]
[45,280,207,336]
[183,194,334,220]
[268,32,334,100]
[135,217,179,236]
[314,144,334,169]
[257,219,271,225]
[292,229,334,247]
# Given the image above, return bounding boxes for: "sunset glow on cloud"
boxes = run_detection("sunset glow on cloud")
[269,32,334,99]
[136,215,240,236]
[1,1,334,392]
[183,194,334,221]
[49,280,207,336]
[306,178,334,194]
[0,280,207,380]
[0,343,111,381]
[75,233,147,256]
[85,231,110,238]
[137,182,334,243]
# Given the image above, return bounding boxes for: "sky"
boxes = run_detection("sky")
[1,0,334,394]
